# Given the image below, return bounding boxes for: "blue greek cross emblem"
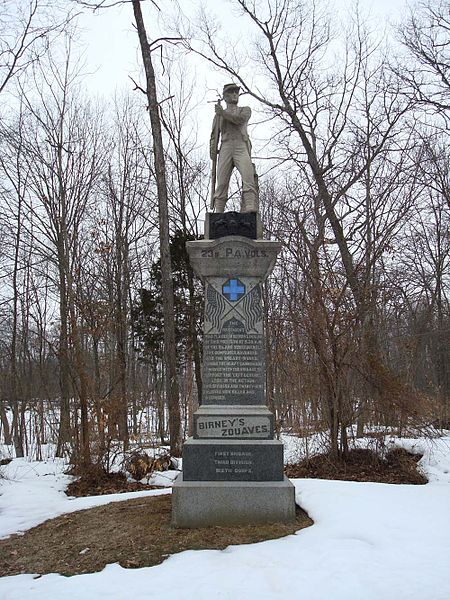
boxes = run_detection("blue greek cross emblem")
[222,278,246,302]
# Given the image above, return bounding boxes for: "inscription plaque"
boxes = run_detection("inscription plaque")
[203,318,265,405]
[182,441,284,482]
[195,415,272,439]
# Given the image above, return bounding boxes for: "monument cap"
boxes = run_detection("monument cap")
[223,83,240,94]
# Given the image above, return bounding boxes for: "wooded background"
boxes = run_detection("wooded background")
[0,0,448,466]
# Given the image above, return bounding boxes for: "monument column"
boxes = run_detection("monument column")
[172,213,296,527]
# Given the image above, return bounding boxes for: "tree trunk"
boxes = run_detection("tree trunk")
[92,336,106,455]
[9,181,24,458]
[186,264,202,405]
[132,0,181,455]
[263,283,275,413]
[70,315,92,468]
[56,254,71,457]
[114,222,129,446]
[0,402,12,445]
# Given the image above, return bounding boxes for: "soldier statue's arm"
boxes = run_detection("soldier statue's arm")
[220,106,251,125]
[210,115,220,159]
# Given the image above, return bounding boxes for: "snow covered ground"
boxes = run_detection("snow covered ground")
[0,458,177,539]
[0,435,449,599]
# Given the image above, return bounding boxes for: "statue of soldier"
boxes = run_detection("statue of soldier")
[210,83,258,213]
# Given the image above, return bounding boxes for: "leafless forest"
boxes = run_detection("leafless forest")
[0,0,448,468]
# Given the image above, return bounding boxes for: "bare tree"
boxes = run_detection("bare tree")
[131,0,182,455]
[101,94,157,445]
[395,137,450,424]
[0,105,29,457]
[74,0,183,455]
[179,0,428,453]
[0,0,75,97]
[3,42,107,462]
[158,62,209,430]
[398,0,450,124]
[0,103,62,458]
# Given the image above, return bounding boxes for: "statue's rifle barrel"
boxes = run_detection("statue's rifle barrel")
[209,100,222,210]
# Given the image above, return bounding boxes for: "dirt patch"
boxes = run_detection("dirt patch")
[285,448,427,484]
[65,468,160,497]
[0,494,312,577]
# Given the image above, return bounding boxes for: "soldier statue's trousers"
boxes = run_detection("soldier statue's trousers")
[214,139,257,212]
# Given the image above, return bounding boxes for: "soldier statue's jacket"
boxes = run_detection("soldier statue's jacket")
[210,106,252,156]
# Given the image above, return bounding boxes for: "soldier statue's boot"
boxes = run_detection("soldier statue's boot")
[241,192,258,213]
[214,197,226,213]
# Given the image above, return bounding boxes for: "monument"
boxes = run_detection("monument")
[172,83,295,527]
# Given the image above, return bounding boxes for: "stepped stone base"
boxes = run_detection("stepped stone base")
[172,475,296,528]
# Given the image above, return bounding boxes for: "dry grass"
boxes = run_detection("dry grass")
[65,467,158,497]
[285,448,428,484]
[0,494,312,577]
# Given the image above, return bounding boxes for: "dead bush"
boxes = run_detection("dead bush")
[125,451,172,482]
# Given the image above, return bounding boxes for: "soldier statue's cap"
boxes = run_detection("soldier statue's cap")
[223,83,240,94]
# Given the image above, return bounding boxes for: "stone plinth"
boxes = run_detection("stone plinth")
[172,476,295,528]
[204,211,263,240]
[172,228,295,528]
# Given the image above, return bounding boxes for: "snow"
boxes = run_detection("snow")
[1,435,450,599]
[0,458,176,539]
[282,432,329,464]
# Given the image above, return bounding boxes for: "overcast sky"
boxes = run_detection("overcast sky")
[77,0,410,98]
[74,0,412,165]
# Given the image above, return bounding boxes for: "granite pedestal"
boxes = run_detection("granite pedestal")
[172,214,295,527]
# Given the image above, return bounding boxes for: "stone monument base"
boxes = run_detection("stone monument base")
[172,475,296,528]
